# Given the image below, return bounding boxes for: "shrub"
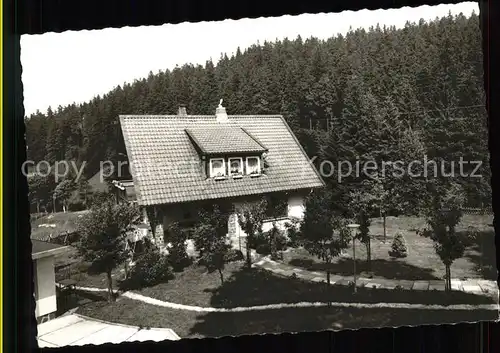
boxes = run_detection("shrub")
[122,247,174,290]
[225,249,244,262]
[389,232,408,258]
[68,200,86,212]
[249,232,269,254]
[255,241,271,255]
[87,191,115,208]
[284,219,302,247]
[164,223,192,272]
[252,227,288,257]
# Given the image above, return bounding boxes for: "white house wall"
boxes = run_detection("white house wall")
[232,193,305,238]
[34,257,57,318]
[287,194,306,220]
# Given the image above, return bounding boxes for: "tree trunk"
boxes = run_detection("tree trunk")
[246,236,252,269]
[106,270,114,302]
[36,201,40,214]
[124,261,130,279]
[150,222,156,241]
[445,264,451,292]
[218,268,224,284]
[365,240,372,272]
[326,267,331,307]
[383,214,387,242]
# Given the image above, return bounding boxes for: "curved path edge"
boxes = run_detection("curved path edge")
[73,285,499,313]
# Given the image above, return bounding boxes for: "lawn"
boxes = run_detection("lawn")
[76,297,498,339]
[67,251,497,339]
[132,261,496,308]
[54,213,497,339]
[284,214,496,281]
[31,210,89,241]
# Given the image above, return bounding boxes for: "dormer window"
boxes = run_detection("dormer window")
[209,158,226,179]
[246,156,261,176]
[229,158,243,178]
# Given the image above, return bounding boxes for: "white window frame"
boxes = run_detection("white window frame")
[209,158,226,178]
[228,157,244,177]
[246,156,261,176]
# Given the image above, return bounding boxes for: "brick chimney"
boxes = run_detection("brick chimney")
[215,99,228,123]
[177,104,187,116]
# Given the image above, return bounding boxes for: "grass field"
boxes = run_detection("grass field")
[76,297,498,339]
[133,261,494,308]
[284,214,496,281]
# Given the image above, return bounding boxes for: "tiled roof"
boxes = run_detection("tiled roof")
[185,126,267,155]
[119,114,325,206]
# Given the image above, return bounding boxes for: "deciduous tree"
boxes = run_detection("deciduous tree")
[76,200,141,301]
[237,198,268,269]
[193,204,232,283]
[417,182,472,291]
[301,190,351,285]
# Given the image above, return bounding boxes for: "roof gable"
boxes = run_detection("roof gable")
[120,114,325,206]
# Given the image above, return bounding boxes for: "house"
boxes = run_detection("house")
[118,103,325,251]
[32,239,69,323]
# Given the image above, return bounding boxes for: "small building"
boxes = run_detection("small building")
[32,239,69,323]
[118,103,325,251]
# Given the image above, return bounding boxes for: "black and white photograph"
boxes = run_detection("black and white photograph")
[22,1,498,347]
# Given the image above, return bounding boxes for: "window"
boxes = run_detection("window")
[246,157,261,175]
[209,158,226,178]
[229,158,243,177]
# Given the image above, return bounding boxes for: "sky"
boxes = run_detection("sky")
[21,2,479,116]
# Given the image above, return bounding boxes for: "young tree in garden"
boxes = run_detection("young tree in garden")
[237,198,268,269]
[193,204,231,283]
[301,190,351,285]
[163,222,191,272]
[392,126,429,215]
[145,206,162,241]
[369,175,391,242]
[417,182,472,291]
[53,178,76,212]
[349,184,377,271]
[76,200,141,301]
